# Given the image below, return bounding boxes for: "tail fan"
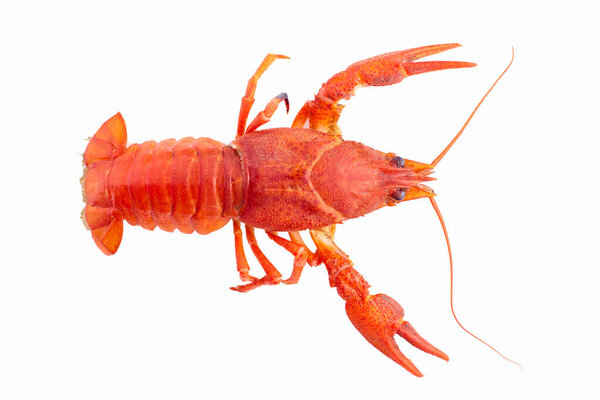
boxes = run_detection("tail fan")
[81,113,127,255]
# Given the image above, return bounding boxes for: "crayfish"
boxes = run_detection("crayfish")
[82,44,513,376]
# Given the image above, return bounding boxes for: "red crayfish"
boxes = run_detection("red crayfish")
[82,44,514,376]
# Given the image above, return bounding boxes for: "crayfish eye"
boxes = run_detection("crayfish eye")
[391,156,405,168]
[391,188,406,201]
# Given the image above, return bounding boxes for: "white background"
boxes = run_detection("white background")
[1,1,598,399]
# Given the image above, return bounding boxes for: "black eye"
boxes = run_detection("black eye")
[391,156,405,168]
[391,188,406,201]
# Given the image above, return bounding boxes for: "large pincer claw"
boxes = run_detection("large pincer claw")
[345,294,448,377]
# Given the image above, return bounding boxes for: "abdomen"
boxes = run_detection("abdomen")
[108,137,229,234]
[82,113,232,255]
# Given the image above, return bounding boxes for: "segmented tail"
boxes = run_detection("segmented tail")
[81,113,127,255]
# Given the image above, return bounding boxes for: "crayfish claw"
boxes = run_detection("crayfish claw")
[345,293,447,377]
[397,320,449,362]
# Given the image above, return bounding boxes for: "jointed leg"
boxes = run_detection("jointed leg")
[245,226,283,284]
[245,92,289,133]
[289,231,321,267]
[237,54,289,137]
[231,227,319,290]
[231,224,283,293]
[266,231,308,284]
[232,220,256,283]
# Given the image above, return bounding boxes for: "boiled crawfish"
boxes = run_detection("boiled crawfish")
[82,43,513,376]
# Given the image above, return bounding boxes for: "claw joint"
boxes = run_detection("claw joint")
[345,294,448,377]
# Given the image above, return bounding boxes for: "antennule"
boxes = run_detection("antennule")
[431,47,515,167]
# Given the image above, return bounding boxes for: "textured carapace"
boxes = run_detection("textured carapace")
[82,44,516,376]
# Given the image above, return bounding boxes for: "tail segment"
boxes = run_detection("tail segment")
[82,205,124,256]
[83,112,127,166]
[81,113,127,255]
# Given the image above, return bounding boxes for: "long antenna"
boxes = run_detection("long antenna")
[428,48,522,369]
[429,197,522,369]
[431,48,514,167]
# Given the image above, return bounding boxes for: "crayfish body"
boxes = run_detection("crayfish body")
[82,44,513,376]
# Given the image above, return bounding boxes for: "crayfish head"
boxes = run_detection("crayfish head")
[384,156,437,204]
[311,141,436,220]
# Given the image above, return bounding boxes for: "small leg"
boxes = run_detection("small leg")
[231,221,269,293]
[232,220,257,283]
[290,226,334,267]
[266,231,308,284]
[245,226,282,283]
[237,54,289,137]
[289,231,321,267]
[245,93,289,133]
[231,226,283,293]
[230,225,281,293]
